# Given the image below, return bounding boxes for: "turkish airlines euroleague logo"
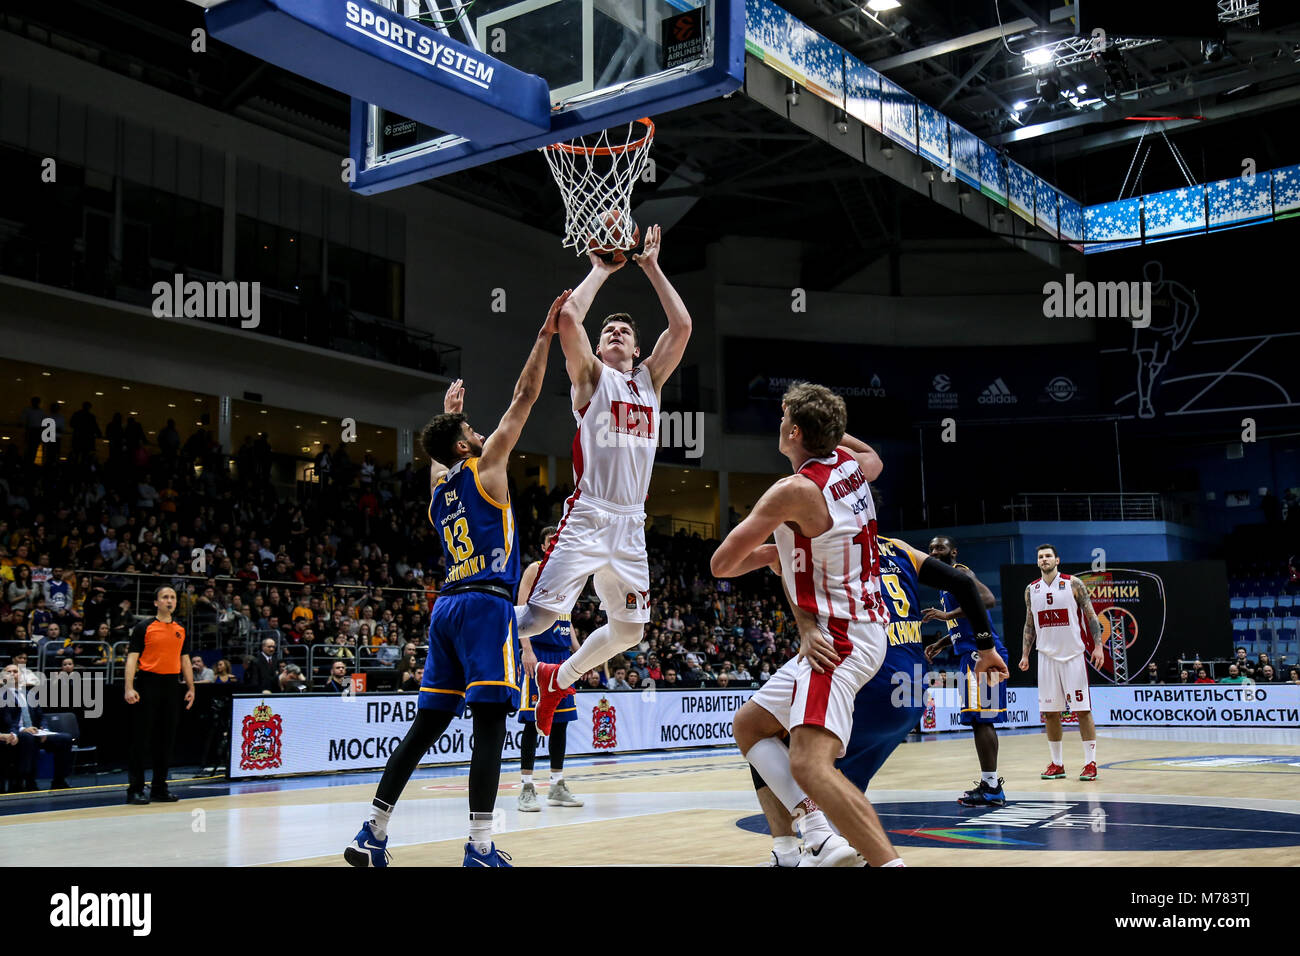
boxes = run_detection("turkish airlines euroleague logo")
[673,16,697,42]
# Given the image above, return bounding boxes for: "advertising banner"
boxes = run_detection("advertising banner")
[230,688,756,778]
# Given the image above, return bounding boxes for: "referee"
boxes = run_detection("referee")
[124,585,195,805]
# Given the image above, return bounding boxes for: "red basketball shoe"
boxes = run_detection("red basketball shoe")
[534,662,575,736]
[1079,762,1098,781]
[1040,763,1066,779]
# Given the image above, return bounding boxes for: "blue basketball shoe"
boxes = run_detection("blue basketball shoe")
[463,843,513,867]
[344,821,391,867]
[956,778,1006,807]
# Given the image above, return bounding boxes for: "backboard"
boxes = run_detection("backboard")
[350,0,743,193]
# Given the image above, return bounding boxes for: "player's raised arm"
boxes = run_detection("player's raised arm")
[558,257,620,397]
[1072,576,1105,667]
[477,291,568,498]
[837,431,883,482]
[635,226,693,395]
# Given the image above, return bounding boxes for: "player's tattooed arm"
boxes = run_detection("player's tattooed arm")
[836,432,883,482]
[1072,577,1102,641]
[1020,585,1035,666]
[637,226,693,395]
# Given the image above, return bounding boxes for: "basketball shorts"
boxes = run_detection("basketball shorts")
[419,591,521,716]
[749,618,887,758]
[518,644,578,725]
[836,664,923,790]
[528,496,650,624]
[1038,652,1091,713]
[958,645,1009,725]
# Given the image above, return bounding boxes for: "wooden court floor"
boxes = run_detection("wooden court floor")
[3,728,1298,866]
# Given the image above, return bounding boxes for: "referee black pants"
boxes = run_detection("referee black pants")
[128,670,181,794]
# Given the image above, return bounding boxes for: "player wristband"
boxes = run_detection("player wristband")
[973,632,995,651]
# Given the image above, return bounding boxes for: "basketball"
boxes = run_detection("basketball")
[587,208,640,261]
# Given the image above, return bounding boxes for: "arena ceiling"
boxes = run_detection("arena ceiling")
[5,0,1300,278]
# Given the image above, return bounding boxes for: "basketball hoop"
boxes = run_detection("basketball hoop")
[541,118,655,255]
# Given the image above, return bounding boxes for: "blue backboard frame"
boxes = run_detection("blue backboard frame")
[349,0,745,195]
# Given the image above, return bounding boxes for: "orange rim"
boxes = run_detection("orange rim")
[545,117,655,156]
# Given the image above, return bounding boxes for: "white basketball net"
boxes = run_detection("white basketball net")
[541,118,655,255]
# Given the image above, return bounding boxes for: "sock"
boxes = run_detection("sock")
[796,808,833,844]
[556,620,644,688]
[773,835,800,861]
[469,811,494,854]
[369,798,393,841]
[1084,739,1097,764]
[981,771,999,789]
[882,858,906,867]
[551,772,564,785]
[744,737,808,813]
[521,773,532,785]
[1049,739,1063,766]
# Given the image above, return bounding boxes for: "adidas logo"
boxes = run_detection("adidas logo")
[978,378,1018,405]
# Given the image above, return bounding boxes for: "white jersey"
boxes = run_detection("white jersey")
[1029,572,1088,661]
[773,448,889,630]
[571,363,659,510]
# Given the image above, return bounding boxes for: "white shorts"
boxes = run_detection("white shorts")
[527,495,650,624]
[1038,653,1092,712]
[748,618,887,757]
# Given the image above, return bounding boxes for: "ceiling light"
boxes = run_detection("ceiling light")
[1025,47,1054,66]
[122,385,130,390]
[167,403,176,408]
[41,371,50,377]
[95,391,103,396]
[1076,83,1088,94]
[834,110,849,134]
[865,0,901,10]
[1013,100,1028,111]
[786,79,799,107]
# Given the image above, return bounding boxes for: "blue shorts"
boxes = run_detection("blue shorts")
[518,643,578,725]
[958,647,1008,725]
[418,591,521,716]
[836,669,923,791]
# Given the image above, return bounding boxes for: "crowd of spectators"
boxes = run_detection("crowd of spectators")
[0,394,808,692]
[1132,650,1298,685]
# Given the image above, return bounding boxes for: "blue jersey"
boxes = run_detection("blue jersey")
[429,457,521,593]
[837,536,928,789]
[939,562,1000,656]
[531,611,574,650]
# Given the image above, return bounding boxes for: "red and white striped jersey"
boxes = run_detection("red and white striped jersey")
[570,363,659,510]
[773,448,889,628]
[1029,572,1088,661]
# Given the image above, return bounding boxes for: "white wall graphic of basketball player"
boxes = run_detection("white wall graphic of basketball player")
[1132,260,1199,419]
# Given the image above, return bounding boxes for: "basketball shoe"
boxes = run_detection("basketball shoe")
[1041,763,1066,779]
[463,843,513,867]
[548,778,583,807]
[1079,762,1098,781]
[533,662,575,735]
[517,782,541,812]
[796,833,860,867]
[344,821,390,867]
[957,778,1006,807]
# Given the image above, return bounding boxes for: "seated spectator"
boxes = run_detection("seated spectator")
[662,667,680,688]
[58,657,77,676]
[7,650,39,689]
[1142,662,1163,684]
[1178,669,1190,684]
[279,664,309,693]
[1234,647,1249,667]
[1,663,73,791]
[1194,667,1214,684]
[212,659,238,684]
[626,670,641,690]
[1257,653,1271,672]
[375,634,400,667]
[398,655,420,692]
[758,661,772,683]
[734,663,752,681]
[1259,664,1276,683]
[323,660,351,693]
[191,655,214,683]
[645,655,662,681]
[632,653,649,678]
[1287,667,1300,685]
[606,666,631,691]
[244,637,280,694]
[1218,664,1246,684]
[716,671,732,689]
[583,670,603,689]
